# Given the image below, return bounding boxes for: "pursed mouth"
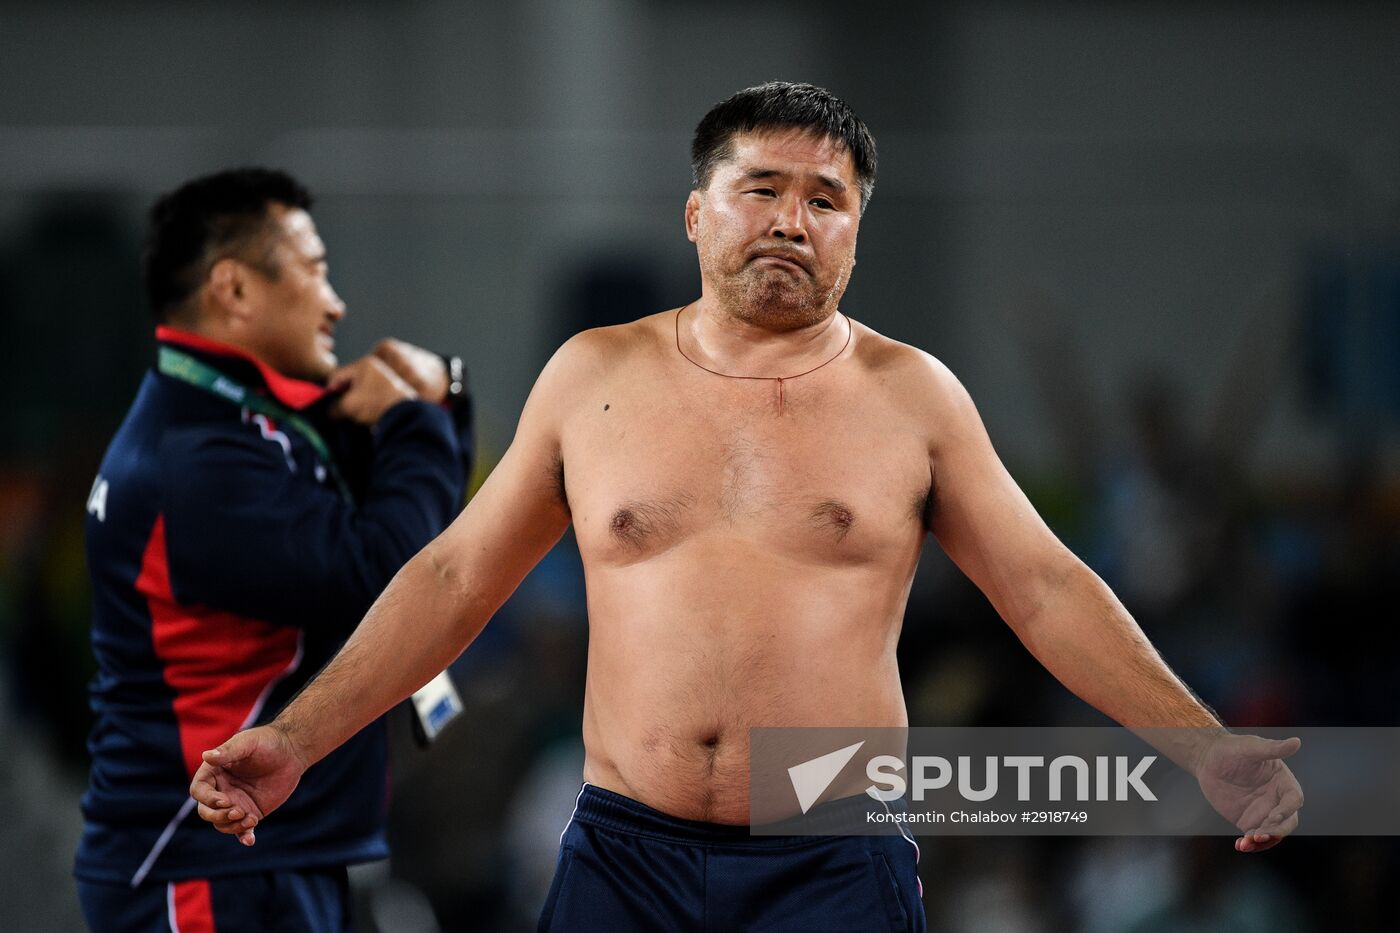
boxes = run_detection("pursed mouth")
[750,253,809,274]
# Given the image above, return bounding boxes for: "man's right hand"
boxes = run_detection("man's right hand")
[189,724,308,847]
[327,355,418,426]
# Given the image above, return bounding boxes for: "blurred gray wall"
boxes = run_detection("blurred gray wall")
[2,0,1397,472]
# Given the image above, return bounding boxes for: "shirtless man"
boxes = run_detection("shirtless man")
[192,83,1302,932]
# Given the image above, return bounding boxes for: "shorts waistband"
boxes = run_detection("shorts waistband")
[569,784,905,845]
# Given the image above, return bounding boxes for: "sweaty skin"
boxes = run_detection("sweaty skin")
[191,128,1301,851]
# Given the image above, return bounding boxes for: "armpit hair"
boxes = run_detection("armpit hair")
[912,468,936,531]
[549,452,569,508]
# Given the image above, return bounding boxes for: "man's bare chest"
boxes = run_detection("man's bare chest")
[561,384,932,565]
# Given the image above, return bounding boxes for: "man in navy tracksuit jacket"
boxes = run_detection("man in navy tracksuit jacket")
[74,168,472,932]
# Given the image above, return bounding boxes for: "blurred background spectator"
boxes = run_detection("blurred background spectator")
[2,2,1397,929]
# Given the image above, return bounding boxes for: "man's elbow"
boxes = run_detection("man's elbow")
[1004,550,1099,636]
[419,539,481,634]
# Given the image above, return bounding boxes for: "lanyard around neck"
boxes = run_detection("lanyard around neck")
[157,346,354,503]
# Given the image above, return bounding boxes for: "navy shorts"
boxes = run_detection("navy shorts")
[77,866,351,933]
[539,784,926,933]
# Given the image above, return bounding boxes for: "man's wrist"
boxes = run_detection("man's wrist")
[268,716,315,772]
[1185,726,1231,778]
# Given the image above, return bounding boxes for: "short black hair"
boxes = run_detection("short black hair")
[691,82,877,212]
[143,167,313,322]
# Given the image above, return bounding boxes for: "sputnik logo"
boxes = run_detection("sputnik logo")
[787,741,865,814]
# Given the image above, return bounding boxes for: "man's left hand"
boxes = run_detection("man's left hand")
[1194,733,1303,853]
[372,338,449,404]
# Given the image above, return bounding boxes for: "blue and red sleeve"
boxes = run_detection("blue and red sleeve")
[158,399,467,631]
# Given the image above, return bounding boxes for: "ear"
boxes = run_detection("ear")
[684,190,701,243]
[205,258,252,322]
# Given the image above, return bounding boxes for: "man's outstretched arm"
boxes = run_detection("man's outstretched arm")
[190,335,594,844]
[915,352,1301,853]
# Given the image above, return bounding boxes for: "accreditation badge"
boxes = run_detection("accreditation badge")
[410,670,464,745]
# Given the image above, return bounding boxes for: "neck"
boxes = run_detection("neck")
[176,308,277,372]
[190,318,248,355]
[685,296,846,375]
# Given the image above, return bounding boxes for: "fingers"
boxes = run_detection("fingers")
[1238,735,1302,761]
[1238,797,1301,853]
[366,355,406,384]
[195,801,257,832]
[324,356,414,425]
[373,338,435,376]
[371,342,417,394]
[1255,804,1301,838]
[328,357,368,395]
[195,801,230,823]
[190,768,259,833]
[190,761,239,812]
[1238,832,1279,853]
[190,787,231,815]
[189,763,220,801]
[373,338,411,372]
[330,346,433,414]
[193,792,258,831]
[340,356,413,395]
[1237,831,1287,853]
[190,737,265,839]
[373,338,446,402]
[1236,833,1279,853]
[201,735,254,767]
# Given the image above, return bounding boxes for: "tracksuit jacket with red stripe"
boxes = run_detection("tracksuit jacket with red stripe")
[75,327,473,886]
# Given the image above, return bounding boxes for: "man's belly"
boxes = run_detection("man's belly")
[577,552,911,824]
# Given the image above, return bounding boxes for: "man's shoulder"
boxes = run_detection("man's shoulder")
[848,321,979,449]
[541,311,673,385]
[104,372,242,469]
[850,319,959,395]
[557,311,671,359]
[521,312,673,426]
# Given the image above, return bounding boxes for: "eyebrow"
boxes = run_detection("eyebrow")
[740,167,848,194]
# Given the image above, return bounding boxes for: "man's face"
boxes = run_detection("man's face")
[687,129,861,330]
[238,204,345,382]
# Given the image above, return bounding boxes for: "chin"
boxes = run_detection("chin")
[739,284,829,329]
[294,354,336,384]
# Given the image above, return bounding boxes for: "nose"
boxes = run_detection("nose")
[768,193,807,244]
[326,284,346,320]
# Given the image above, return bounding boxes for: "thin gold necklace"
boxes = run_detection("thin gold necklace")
[674,302,852,414]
